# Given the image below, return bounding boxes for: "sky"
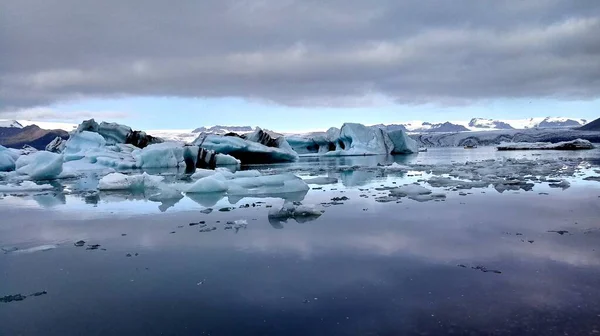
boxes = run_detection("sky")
[1,0,599,132]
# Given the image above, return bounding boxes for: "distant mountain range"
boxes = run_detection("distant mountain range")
[377,117,589,133]
[0,122,68,149]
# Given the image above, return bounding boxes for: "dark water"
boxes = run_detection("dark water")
[1,148,600,335]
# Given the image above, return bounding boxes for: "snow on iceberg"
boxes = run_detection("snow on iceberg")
[193,128,298,163]
[98,172,164,191]
[15,151,63,180]
[497,139,594,151]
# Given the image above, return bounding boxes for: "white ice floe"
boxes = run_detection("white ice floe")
[98,172,164,190]
[497,139,594,151]
[185,170,310,198]
[389,184,432,197]
[15,151,63,180]
[0,181,55,192]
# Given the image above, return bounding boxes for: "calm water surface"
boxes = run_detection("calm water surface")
[1,147,600,335]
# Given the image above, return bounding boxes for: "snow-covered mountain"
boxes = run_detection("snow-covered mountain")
[392,121,468,133]
[192,125,254,134]
[468,118,514,130]
[0,120,23,128]
[381,117,588,133]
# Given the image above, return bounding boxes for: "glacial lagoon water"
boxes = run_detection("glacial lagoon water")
[1,147,600,335]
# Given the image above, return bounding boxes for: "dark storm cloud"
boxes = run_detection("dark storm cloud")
[1,0,599,110]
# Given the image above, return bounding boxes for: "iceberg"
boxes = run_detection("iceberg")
[133,142,187,168]
[288,123,417,156]
[0,145,21,171]
[184,169,309,199]
[193,128,298,163]
[15,151,63,180]
[75,119,161,148]
[98,172,164,191]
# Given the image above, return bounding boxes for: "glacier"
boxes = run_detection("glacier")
[496,139,594,151]
[413,128,600,147]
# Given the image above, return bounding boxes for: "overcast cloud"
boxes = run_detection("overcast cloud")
[1,0,599,111]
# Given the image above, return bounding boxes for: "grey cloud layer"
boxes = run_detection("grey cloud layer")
[1,0,599,109]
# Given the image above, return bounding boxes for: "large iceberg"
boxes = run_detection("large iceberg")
[288,123,417,156]
[15,151,63,180]
[193,128,298,163]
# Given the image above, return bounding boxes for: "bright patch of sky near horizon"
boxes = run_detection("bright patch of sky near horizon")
[11,97,598,133]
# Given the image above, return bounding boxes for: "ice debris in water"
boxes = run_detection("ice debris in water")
[0,181,55,192]
[303,176,338,185]
[98,172,164,190]
[268,202,323,223]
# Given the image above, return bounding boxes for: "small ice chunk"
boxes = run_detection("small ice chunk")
[15,151,63,180]
[268,202,323,223]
